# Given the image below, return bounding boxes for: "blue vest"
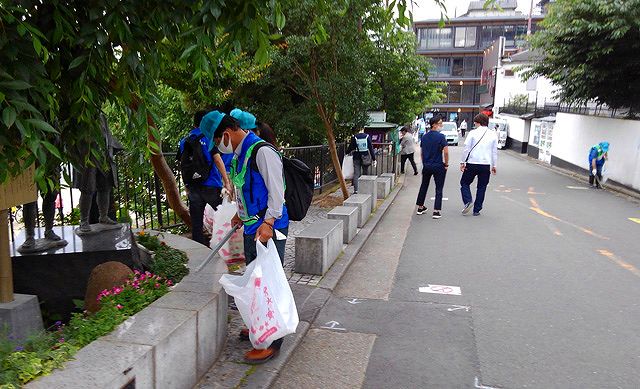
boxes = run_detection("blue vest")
[234,132,289,235]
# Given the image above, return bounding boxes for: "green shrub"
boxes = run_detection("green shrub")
[135,231,163,251]
[149,245,189,283]
[0,272,171,387]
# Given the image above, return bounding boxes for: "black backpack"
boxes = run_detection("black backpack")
[250,142,314,221]
[177,134,211,186]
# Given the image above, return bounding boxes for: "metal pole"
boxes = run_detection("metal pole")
[0,209,14,303]
[527,0,535,35]
[154,173,163,228]
[195,225,240,273]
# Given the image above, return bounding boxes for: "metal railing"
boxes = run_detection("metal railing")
[499,98,638,120]
[7,140,398,240]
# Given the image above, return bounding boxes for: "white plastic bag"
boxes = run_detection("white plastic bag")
[203,204,215,234]
[342,154,354,180]
[210,198,245,264]
[219,240,299,349]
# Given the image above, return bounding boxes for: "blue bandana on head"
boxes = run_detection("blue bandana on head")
[230,108,257,130]
[200,111,226,151]
[599,142,609,153]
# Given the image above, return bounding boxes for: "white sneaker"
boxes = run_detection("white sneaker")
[461,202,472,215]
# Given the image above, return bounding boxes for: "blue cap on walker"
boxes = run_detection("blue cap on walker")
[200,110,226,151]
[230,108,257,130]
[599,142,609,152]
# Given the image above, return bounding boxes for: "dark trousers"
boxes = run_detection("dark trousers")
[401,153,418,174]
[460,163,491,213]
[187,186,222,246]
[589,164,603,187]
[416,165,446,210]
[353,158,370,193]
[243,227,288,350]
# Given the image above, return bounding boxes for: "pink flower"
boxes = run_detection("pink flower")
[155,283,160,288]
[116,304,123,309]
[59,338,65,343]
[134,269,141,275]
[139,274,146,281]
[167,280,173,286]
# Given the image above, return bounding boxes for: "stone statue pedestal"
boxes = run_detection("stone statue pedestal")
[17,238,68,254]
[10,224,138,323]
[74,222,122,236]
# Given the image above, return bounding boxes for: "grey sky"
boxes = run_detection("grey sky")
[411,0,539,21]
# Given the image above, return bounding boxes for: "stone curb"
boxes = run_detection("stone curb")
[242,176,406,389]
[504,149,640,203]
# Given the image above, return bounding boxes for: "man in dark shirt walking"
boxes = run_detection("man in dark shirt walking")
[416,116,449,219]
[346,128,376,193]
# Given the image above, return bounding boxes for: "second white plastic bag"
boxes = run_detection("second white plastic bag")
[210,198,245,264]
[219,239,299,349]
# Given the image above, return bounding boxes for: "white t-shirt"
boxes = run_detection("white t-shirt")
[461,126,498,167]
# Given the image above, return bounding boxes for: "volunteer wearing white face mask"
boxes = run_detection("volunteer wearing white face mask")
[200,110,289,364]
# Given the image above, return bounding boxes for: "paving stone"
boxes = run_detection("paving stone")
[328,205,358,243]
[343,194,372,228]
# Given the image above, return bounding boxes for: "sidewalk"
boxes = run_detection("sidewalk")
[196,181,399,389]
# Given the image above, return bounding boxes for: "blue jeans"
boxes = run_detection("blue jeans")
[460,164,491,214]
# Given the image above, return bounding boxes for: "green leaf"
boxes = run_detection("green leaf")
[0,80,32,90]
[25,119,57,133]
[42,141,62,160]
[33,36,42,55]
[179,44,198,61]
[276,12,286,30]
[68,56,86,70]
[2,107,16,128]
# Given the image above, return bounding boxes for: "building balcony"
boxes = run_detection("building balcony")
[429,77,481,82]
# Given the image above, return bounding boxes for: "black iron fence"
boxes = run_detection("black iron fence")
[499,98,637,120]
[8,141,398,240]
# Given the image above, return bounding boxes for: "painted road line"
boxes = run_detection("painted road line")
[418,284,462,296]
[320,321,347,331]
[475,377,501,389]
[597,249,640,278]
[527,186,545,195]
[447,304,470,312]
[430,197,449,200]
[566,185,589,190]
[629,218,640,224]
[501,195,609,240]
[346,298,362,305]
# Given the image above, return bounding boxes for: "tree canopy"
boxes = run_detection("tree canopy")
[527,0,640,114]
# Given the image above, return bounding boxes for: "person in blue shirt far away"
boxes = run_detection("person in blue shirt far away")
[588,141,609,189]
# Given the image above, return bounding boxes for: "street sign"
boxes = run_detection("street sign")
[418,284,462,296]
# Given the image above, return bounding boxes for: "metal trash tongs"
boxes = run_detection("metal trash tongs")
[194,224,240,273]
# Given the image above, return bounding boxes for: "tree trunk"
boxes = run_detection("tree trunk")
[318,107,349,200]
[130,100,191,227]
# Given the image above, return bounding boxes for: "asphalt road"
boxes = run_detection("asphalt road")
[275,146,640,389]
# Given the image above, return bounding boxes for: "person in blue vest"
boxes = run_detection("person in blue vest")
[588,141,609,188]
[201,110,289,364]
[178,111,233,246]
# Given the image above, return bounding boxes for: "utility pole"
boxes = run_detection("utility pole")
[527,0,535,35]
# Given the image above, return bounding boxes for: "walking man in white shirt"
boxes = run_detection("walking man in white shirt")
[460,113,498,216]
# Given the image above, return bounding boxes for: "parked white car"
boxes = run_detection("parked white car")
[441,122,460,145]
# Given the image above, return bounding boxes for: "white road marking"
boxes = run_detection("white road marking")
[447,304,470,312]
[346,298,362,305]
[475,376,501,389]
[430,197,449,200]
[418,284,462,296]
[566,185,589,190]
[320,321,346,331]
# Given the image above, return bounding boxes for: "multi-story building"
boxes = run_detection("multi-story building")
[413,0,544,125]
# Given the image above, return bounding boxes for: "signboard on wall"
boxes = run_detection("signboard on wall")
[479,37,505,106]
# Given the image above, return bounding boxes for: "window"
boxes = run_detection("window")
[426,28,452,49]
[417,28,428,49]
[455,27,477,48]
[430,58,451,77]
[461,85,476,103]
[465,27,477,48]
[463,57,479,77]
[455,28,466,48]
[448,84,461,103]
[451,58,464,76]
[504,25,516,47]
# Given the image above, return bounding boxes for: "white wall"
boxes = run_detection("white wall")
[551,113,640,190]
[498,114,529,142]
[494,62,559,109]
